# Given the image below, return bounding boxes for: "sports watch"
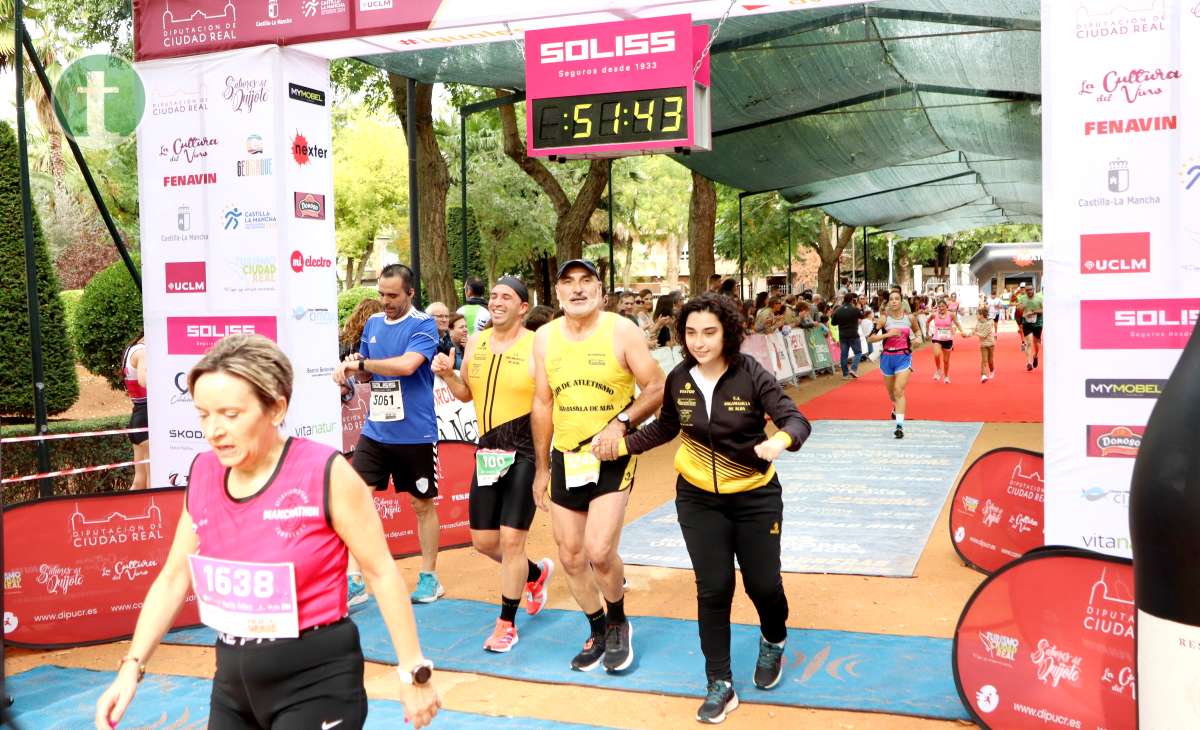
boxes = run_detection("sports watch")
[397,659,434,686]
[616,412,634,431]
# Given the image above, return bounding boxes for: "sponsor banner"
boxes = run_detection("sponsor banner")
[1083,378,1166,399]
[1080,298,1200,350]
[953,549,1135,730]
[375,441,474,557]
[949,448,1045,574]
[2,489,200,647]
[1079,232,1149,274]
[293,191,326,219]
[166,315,277,355]
[164,261,207,293]
[1085,425,1143,458]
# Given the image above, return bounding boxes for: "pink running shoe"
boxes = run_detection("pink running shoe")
[483,618,519,653]
[524,558,555,616]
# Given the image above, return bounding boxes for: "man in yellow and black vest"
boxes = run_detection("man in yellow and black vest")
[532,259,665,675]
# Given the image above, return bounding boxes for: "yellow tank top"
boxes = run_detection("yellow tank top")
[545,312,636,451]
[465,329,534,435]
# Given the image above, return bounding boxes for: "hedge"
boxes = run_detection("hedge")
[1,414,133,504]
[339,285,378,326]
[73,256,143,390]
[0,121,80,415]
[60,289,83,359]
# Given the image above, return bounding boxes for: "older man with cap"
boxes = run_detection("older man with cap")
[531,259,665,675]
[434,276,555,654]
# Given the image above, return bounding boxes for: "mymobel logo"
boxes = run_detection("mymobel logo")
[1080,232,1149,273]
[165,261,206,293]
[1087,425,1144,458]
[1085,378,1165,398]
[539,30,675,64]
[166,316,277,354]
[1080,298,1200,349]
[288,82,326,106]
[1083,115,1176,135]
[52,55,145,144]
[290,250,332,272]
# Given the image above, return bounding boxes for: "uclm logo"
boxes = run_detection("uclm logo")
[1080,232,1149,274]
[164,261,206,293]
[1080,298,1200,349]
[167,316,277,355]
[539,31,675,64]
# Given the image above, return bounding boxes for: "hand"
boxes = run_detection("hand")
[754,437,786,462]
[656,315,672,327]
[532,467,550,512]
[333,359,357,386]
[399,682,441,729]
[430,352,453,375]
[591,421,626,461]
[94,667,139,729]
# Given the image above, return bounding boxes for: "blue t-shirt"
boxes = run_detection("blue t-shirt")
[360,309,439,444]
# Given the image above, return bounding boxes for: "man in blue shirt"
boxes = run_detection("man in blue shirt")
[334,263,444,604]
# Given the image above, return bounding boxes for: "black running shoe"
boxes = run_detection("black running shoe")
[1033,356,1039,369]
[696,679,738,724]
[894,425,904,439]
[890,410,896,420]
[603,620,634,673]
[1026,363,1033,372]
[570,633,605,672]
[753,637,786,689]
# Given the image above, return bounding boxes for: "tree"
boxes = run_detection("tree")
[610,155,689,290]
[813,213,856,300]
[687,171,716,296]
[0,120,79,416]
[72,255,141,389]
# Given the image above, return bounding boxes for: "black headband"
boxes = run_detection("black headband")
[496,276,529,303]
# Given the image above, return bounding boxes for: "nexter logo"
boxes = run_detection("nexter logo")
[540,31,675,64]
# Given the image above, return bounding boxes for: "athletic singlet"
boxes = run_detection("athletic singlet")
[929,312,954,342]
[123,343,147,402]
[882,313,913,353]
[186,438,347,632]
[544,312,636,452]
[465,329,535,456]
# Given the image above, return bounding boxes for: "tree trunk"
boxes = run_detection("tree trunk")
[352,237,374,287]
[623,235,635,291]
[498,93,609,303]
[664,231,679,291]
[389,75,456,308]
[687,171,716,296]
[814,215,856,300]
[47,129,67,214]
[898,244,914,292]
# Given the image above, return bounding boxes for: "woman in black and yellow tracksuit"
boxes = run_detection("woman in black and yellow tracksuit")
[613,293,811,724]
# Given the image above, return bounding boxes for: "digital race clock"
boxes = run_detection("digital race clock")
[525,15,711,159]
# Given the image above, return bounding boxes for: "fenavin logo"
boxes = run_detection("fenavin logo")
[540,30,675,64]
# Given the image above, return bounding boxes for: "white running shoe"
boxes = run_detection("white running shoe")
[944,376,951,384]
[989,370,996,380]
[981,375,989,383]
[933,371,941,382]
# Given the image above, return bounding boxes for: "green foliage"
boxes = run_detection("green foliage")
[333,107,407,285]
[73,255,142,389]
[446,206,485,281]
[1,414,133,502]
[38,0,132,56]
[714,187,823,278]
[330,59,391,113]
[60,287,81,358]
[338,286,378,325]
[0,121,79,416]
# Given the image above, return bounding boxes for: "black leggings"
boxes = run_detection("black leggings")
[676,476,789,682]
[210,617,367,729]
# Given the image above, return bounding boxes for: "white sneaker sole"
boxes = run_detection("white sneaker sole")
[696,693,739,724]
[524,559,555,616]
[755,665,784,690]
[605,622,634,673]
[571,651,604,672]
[484,632,519,653]
[347,593,370,608]
[412,585,446,604]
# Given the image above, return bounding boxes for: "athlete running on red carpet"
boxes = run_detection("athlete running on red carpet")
[868,290,922,439]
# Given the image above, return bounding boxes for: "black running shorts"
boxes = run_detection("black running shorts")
[128,401,149,446]
[1025,323,1043,340]
[933,339,954,351]
[209,617,367,730]
[350,435,438,499]
[469,457,537,531]
[549,449,636,512]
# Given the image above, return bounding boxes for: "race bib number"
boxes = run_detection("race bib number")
[1024,312,1039,324]
[369,380,404,422]
[937,327,952,340]
[563,449,601,490]
[476,449,516,486]
[187,555,299,640]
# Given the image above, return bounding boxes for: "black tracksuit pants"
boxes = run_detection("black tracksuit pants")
[675,475,789,682]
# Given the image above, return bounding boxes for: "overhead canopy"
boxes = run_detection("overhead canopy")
[343,0,1042,239]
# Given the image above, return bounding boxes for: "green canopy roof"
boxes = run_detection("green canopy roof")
[358,1,1041,238]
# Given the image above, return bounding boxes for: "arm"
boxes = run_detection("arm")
[867,315,890,343]
[755,360,812,452]
[95,506,199,729]
[909,315,924,343]
[592,318,666,461]
[362,351,428,378]
[531,328,554,511]
[620,371,680,457]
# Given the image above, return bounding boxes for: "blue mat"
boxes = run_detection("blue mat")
[166,598,969,721]
[6,664,612,729]
[620,419,983,577]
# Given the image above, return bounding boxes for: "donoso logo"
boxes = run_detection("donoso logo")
[1080,232,1149,274]
[1086,425,1144,458]
[167,316,277,355]
[1080,298,1200,349]
[164,261,206,293]
[539,31,675,64]
[290,250,333,273]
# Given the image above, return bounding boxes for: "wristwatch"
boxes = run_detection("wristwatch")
[616,412,634,432]
[357,359,366,371]
[397,659,434,686]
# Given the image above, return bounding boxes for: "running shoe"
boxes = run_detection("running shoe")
[981,375,989,383]
[571,633,606,671]
[944,376,951,384]
[890,410,896,420]
[696,679,739,724]
[411,572,445,604]
[603,620,634,673]
[524,558,555,616]
[1033,356,1039,369]
[753,637,786,689]
[990,370,996,380]
[1026,363,1033,372]
[894,425,904,440]
[849,371,859,379]
[347,575,369,611]
[483,618,519,653]
[932,371,941,382]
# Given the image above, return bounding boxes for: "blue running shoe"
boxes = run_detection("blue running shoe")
[411,572,445,604]
[347,574,369,611]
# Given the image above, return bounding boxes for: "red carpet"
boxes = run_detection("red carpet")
[796,332,1043,423]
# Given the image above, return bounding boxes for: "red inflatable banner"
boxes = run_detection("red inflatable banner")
[950,447,1045,573]
[954,548,1135,729]
[3,488,200,648]
[377,440,474,557]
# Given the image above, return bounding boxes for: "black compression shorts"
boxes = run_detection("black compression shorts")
[129,401,149,445]
[209,617,367,730]
[549,450,636,512]
[350,436,438,498]
[932,339,954,351]
[469,457,537,531]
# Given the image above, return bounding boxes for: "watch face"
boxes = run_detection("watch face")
[413,664,433,684]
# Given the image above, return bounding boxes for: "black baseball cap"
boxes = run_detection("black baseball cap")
[556,259,600,280]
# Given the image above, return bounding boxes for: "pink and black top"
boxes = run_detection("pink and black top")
[123,343,147,402]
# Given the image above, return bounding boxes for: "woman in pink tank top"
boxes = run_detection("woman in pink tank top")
[96,334,441,730]
[926,298,966,384]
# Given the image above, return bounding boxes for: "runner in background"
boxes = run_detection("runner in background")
[122,333,150,490]
[614,293,811,724]
[434,277,554,654]
[831,293,864,379]
[964,307,997,382]
[458,276,492,333]
[868,290,922,439]
[1016,284,1044,371]
[95,334,439,730]
[532,259,665,674]
[1014,284,1027,352]
[926,298,965,384]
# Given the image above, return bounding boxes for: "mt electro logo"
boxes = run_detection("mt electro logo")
[290,250,333,272]
[539,30,675,64]
[164,261,206,293]
[288,83,326,106]
[1087,425,1144,458]
[1080,298,1200,349]
[1084,379,1166,398]
[1080,232,1150,273]
[167,316,277,355]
